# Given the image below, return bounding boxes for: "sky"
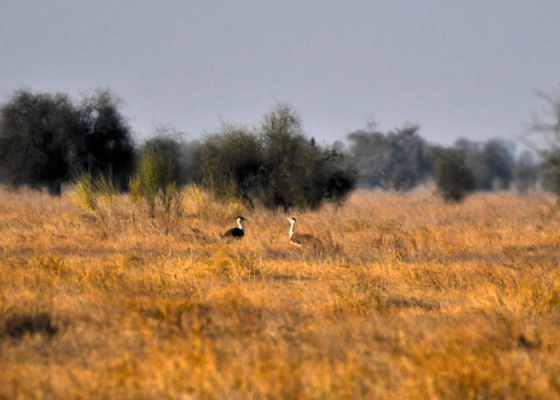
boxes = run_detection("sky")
[1,1,560,149]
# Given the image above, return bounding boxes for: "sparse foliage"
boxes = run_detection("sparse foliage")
[139,135,187,186]
[520,90,560,199]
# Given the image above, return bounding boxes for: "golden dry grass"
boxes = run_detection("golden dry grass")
[2,187,560,399]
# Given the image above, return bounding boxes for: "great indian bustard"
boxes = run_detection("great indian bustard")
[286,217,316,246]
[222,216,247,239]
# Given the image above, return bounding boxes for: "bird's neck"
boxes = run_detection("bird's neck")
[237,220,244,231]
[289,222,295,238]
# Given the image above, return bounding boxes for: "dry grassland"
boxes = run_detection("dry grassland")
[2,187,560,399]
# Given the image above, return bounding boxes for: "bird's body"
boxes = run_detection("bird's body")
[287,217,315,246]
[222,216,247,239]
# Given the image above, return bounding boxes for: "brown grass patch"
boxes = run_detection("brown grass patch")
[1,187,560,398]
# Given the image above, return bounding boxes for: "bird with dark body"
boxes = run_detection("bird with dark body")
[222,216,247,239]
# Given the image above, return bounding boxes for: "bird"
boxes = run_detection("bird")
[286,217,316,246]
[222,216,247,239]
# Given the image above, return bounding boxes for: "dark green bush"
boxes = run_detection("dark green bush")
[77,89,136,191]
[435,149,476,203]
[260,107,356,210]
[0,88,135,195]
[199,104,357,211]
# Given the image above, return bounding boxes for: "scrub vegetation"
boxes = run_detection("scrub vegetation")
[2,187,560,399]
[1,88,560,206]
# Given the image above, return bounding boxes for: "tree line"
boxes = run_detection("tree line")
[0,89,356,210]
[0,88,557,208]
[346,122,558,201]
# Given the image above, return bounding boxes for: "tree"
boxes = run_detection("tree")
[347,124,431,191]
[0,89,135,195]
[537,154,560,193]
[200,125,263,203]
[259,104,356,211]
[77,89,136,191]
[0,90,77,195]
[481,140,514,190]
[454,138,514,191]
[513,151,538,193]
[434,149,476,203]
[347,126,392,188]
[198,104,357,211]
[519,90,560,199]
[454,139,488,190]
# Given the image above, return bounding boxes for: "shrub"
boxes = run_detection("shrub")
[130,149,182,217]
[200,126,263,205]
[139,127,204,185]
[139,135,186,185]
[435,149,476,203]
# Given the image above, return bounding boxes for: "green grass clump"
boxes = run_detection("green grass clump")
[73,171,115,231]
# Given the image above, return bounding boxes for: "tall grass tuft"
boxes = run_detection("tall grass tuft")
[73,171,115,232]
[74,171,97,215]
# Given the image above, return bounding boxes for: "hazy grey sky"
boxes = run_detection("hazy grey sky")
[1,1,559,147]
